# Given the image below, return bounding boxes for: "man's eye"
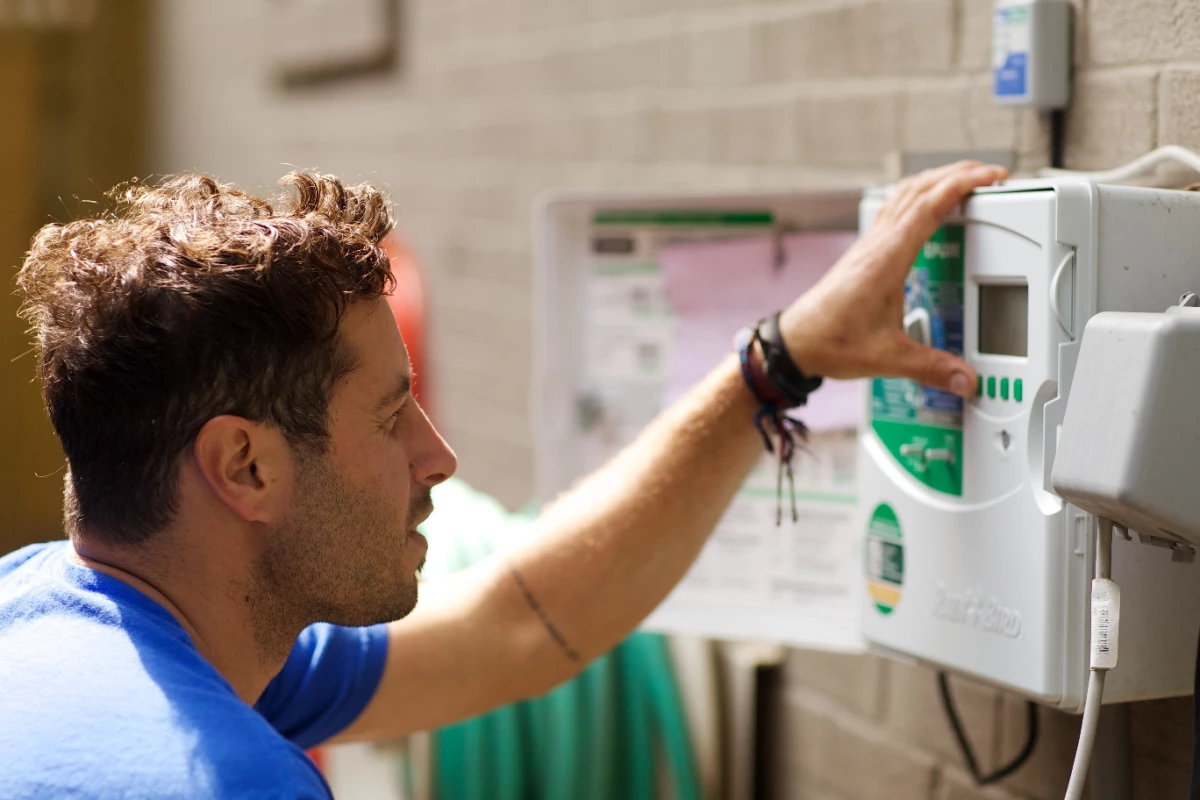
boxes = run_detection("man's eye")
[384,406,404,428]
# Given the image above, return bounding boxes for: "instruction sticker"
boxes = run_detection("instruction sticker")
[993,4,1031,98]
[866,503,904,615]
[870,225,966,496]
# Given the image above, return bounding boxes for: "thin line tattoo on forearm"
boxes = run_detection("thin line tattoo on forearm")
[507,562,581,662]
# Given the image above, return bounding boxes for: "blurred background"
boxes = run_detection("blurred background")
[3,1,1198,798]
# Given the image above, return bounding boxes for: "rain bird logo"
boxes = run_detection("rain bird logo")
[932,583,1023,638]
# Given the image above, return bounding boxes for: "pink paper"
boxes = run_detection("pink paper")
[660,232,864,431]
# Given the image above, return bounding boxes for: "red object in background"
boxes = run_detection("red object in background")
[382,234,433,419]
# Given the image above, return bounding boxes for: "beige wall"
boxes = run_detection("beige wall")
[152,1,1199,797]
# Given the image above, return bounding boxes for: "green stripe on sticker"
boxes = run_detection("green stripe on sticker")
[592,210,775,227]
[869,224,966,496]
[589,262,661,276]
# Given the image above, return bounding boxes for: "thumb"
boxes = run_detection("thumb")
[887,335,977,397]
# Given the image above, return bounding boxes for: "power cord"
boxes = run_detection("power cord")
[938,671,1039,785]
[1064,516,1120,800]
[1039,144,1200,184]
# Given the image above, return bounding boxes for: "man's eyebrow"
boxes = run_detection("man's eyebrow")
[375,375,412,413]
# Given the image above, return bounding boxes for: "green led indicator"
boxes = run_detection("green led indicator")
[987,376,996,398]
[1014,379,1024,402]
[1000,378,1010,400]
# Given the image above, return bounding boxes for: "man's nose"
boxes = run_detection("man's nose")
[409,400,457,488]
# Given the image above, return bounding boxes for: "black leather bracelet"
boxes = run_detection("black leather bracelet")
[755,312,823,408]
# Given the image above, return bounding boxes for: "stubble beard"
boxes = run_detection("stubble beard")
[247,450,429,662]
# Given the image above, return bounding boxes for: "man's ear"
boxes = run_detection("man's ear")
[191,416,292,524]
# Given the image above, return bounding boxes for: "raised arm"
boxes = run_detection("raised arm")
[337,161,1006,742]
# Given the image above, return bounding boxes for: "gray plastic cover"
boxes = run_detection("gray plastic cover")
[1052,305,1200,546]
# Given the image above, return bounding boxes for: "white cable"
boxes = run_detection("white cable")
[1064,517,1118,800]
[1065,670,1105,800]
[1039,145,1200,185]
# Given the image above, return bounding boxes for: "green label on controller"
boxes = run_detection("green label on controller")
[870,225,965,496]
[866,503,904,615]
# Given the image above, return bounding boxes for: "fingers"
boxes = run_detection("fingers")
[888,335,978,397]
[877,160,982,223]
[878,161,1007,230]
[911,164,1008,235]
[893,164,1008,253]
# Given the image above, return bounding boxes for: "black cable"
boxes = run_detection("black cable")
[1188,622,1200,800]
[1050,110,1067,170]
[938,671,1040,786]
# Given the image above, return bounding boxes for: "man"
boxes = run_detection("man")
[0,161,1004,798]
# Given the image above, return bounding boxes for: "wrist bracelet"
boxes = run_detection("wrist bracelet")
[756,312,824,409]
[733,315,821,526]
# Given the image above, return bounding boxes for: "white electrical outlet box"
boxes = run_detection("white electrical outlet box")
[859,178,1200,710]
[993,0,1072,110]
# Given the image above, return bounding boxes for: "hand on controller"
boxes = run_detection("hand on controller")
[778,161,1008,398]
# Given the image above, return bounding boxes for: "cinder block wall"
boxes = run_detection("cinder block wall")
[152,1,1197,797]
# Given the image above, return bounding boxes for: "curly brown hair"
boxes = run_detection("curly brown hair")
[17,172,397,545]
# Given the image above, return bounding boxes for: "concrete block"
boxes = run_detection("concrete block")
[937,766,1030,800]
[511,0,584,29]
[763,0,955,80]
[459,0,523,41]
[995,697,1081,800]
[796,90,900,168]
[1016,109,1050,166]
[650,107,721,163]
[1064,69,1158,170]
[715,101,796,165]
[432,324,533,397]
[781,688,940,800]
[958,0,994,72]
[902,80,1020,152]
[1088,0,1200,66]
[577,111,654,162]
[1159,69,1200,151]
[526,117,587,161]
[1130,753,1192,800]
[1129,697,1192,768]
[439,367,531,424]
[884,660,1003,774]
[564,37,677,93]
[436,273,532,325]
[437,428,535,509]
[676,23,766,87]
[783,649,886,720]
[964,81,1022,149]
[779,772,855,800]
[762,7,854,80]
[443,243,532,285]
[430,308,533,384]
[845,0,957,76]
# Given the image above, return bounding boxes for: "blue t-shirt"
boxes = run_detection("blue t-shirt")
[0,541,390,799]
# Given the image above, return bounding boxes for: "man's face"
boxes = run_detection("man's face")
[255,298,457,628]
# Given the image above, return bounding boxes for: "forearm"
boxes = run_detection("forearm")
[501,354,761,681]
